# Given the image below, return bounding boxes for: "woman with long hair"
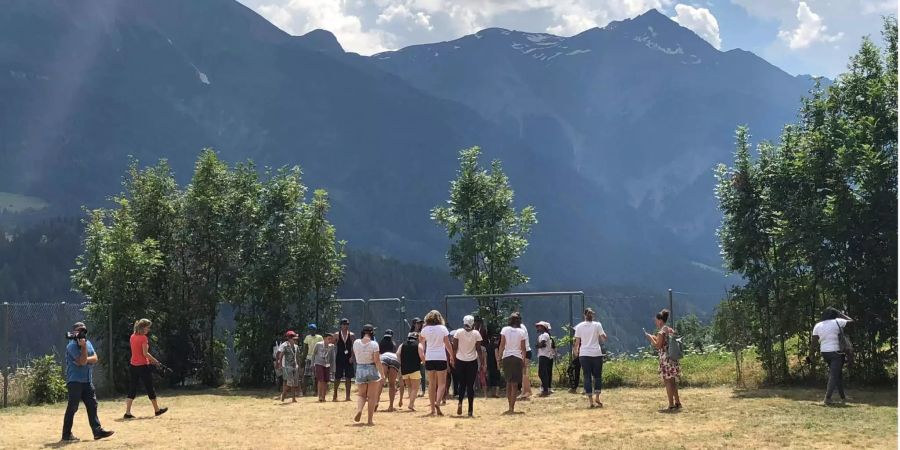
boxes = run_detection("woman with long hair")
[644,309,681,411]
[452,315,484,416]
[419,310,455,416]
[124,319,167,418]
[811,307,853,405]
[574,308,607,408]
[396,332,423,411]
[353,324,384,425]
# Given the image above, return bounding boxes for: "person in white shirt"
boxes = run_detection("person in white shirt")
[498,312,527,414]
[574,308,607,408]
[535,321,555,396]
[452,315,484,416]
[352,324,384,426]
[811,307,853,405]
[419,310,455,416]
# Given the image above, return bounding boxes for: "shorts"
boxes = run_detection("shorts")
[502,356,523,384]
[401,370,422,381]
[283,366,299,386]
[355,363,380,384]
[314,364,331,383]
[425,360,448,371]
[334,361,354,380]
[525,350,532,360]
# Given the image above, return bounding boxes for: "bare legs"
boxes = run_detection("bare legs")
[386,368,398,412]
[401,378,417,411]
[664,378,681,408]
[426,370,447,415]
[505,381,519,413]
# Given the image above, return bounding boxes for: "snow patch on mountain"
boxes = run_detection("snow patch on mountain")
[633,35,684,55]
[566,49,591,56]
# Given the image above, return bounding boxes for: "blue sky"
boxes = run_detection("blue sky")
[238,0,895,78]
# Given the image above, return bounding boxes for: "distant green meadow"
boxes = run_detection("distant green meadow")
[0,192,49,213]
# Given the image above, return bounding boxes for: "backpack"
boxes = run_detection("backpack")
[666,331,683,361]
[836,320,854,364]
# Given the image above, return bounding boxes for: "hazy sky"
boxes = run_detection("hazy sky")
[237,0,895,77]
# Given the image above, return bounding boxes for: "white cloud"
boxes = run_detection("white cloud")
[671,4,721,49]
[376,3,433,30]
[777,2,843,49]
[253,0,394,54]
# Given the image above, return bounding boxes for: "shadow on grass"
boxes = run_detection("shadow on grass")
[731,387,896,407]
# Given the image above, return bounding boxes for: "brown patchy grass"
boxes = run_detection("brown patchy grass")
[1,385,895,449]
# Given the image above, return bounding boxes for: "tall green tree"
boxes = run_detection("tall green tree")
[432,146,536,328]
[301,189,345,328]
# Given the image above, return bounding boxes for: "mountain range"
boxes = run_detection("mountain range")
[0,0,822,310]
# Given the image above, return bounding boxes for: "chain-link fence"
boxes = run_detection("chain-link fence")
[0,301,109,407]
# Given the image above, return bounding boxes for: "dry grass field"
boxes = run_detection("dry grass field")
[1,385,895,449]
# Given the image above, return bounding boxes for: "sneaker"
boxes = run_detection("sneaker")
[94,430,114,440]
[123,413,135,419]
[155,407,168,417]
[61,435,80,442]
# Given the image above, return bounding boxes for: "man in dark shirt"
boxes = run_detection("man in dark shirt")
[332,318,355,402]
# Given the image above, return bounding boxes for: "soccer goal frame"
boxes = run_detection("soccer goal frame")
[442,291,585,339]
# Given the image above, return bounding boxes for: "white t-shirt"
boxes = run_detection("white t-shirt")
[537,332,553,358]
[352,339,380,364]
[420,325,450,361]
[574,321,605,357]
[500,326,526,359]
[813,318,849,353]
[453,328,483,362]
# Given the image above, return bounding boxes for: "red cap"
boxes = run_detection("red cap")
[285,330,298,338]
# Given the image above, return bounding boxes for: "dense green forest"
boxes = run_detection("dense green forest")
[714,19,897,384]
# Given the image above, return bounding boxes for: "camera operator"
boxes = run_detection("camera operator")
[61,322,114,442]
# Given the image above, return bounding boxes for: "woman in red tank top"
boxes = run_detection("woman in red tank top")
[124,319,168,419]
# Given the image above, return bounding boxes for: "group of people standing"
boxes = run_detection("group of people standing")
[267,306,685,425]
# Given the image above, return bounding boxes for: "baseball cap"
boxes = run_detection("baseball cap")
[463,315,475,328]
[384,329,394,337]
[72,322,87,331]
[362,324,376,334]
[413,317,424,323]
[308,323,317,330]
[407,332,419,340]
[285,330,298,338]
[339,318,350,325]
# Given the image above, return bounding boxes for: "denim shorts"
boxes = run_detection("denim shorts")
[355,363,380,384]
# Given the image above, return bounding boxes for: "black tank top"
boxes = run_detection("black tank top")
[400,341,420,375]
[336,332,353,363]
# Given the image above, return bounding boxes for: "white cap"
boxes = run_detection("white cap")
[535,321,551,330]
[463,315,475,328]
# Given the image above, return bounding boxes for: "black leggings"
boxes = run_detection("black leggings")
[455,359,478,412]
[128,364,156,400]
[538,356,553,392]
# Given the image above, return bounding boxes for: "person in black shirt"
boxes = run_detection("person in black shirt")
[333,318,355,402]
[396,332,423,411]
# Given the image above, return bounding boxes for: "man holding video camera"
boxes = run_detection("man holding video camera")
[61,322,114,442]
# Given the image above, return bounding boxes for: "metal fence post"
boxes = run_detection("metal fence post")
[2,367,7,408]
[109,298,114,395]
[668,289,674,325]
[1,302,8,409]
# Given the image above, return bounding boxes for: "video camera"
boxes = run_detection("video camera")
[65,329,87,340]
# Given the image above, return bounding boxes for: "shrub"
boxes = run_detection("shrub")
[26,355,68,405]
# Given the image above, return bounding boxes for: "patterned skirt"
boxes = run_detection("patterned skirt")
[658,350,681,380]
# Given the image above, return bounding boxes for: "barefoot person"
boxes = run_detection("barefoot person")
[302,323,323,396]
[517,321,533,400]
[644,309,681,411]
[498,312,527,414]
[396,332,423,411]
[410,317,426,396]
[124,319,168,419]
[453,315,484,417]
[484,330,503,398]
[535,321,555,396]
[312,333,336,402]
[333,318,355,402]
[353,324,384,426]
[276,330,301,403]
[419,310,455,416]
[574,308,607,408]
[378,330,400,412]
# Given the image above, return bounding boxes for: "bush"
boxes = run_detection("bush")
[199,339,228,387]
[26,355,68,405]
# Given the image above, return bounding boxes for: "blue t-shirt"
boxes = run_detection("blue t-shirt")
[65,340,95,383]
